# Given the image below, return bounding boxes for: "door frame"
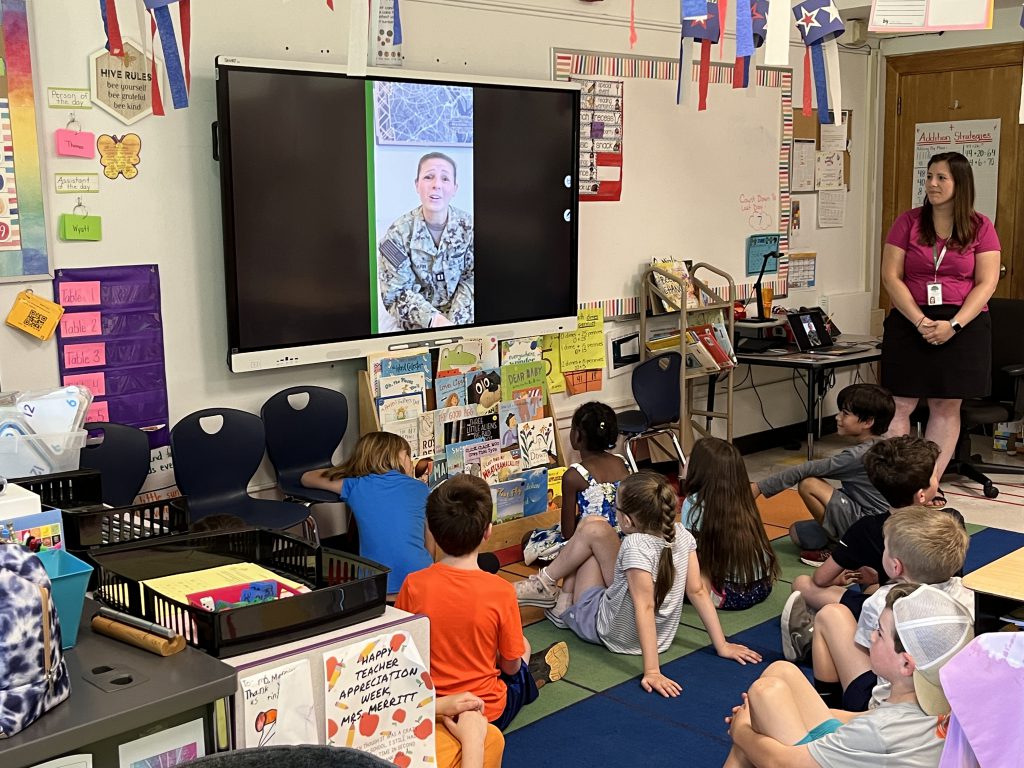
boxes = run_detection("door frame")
[880,42,1024,307]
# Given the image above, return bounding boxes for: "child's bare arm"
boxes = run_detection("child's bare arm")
[625,568,681,697]
[560,468,585,538]
[684,551,762,665]
[300,469,343,495]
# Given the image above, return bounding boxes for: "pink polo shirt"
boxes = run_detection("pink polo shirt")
[886,207,1000,307]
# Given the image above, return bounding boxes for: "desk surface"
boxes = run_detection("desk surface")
[0,598,237,768]
[963,546,1024,601]
[736,334,882,370]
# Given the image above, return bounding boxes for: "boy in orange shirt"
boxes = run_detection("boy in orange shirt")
[397,474,569,731]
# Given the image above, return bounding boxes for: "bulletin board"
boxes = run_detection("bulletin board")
[0,0,48,281]
[793,108,853,190]
[554,49,793,320]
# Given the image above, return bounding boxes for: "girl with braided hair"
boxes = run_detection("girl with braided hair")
[516,470,761,697]
[683,437,780,610]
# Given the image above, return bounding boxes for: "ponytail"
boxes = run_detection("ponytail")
[653,481,678,611]
[617,470,680,611]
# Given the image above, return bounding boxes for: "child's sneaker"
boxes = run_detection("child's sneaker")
[800,548,832,567]
[544,607,568,629]
[529,641,570,687]
[515,573,559,607]
[781,591,814,663]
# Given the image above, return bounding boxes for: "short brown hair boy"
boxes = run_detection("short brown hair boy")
[427,474,492,557]
[864,436,940,508]
[883,506,969,584]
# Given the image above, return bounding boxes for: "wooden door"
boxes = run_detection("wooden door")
[881,43,1024,306]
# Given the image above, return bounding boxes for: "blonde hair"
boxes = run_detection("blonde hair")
[883,506,968,584]
[322,431,410,480]
[616,470,679,611]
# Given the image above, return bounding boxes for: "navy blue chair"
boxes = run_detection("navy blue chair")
[170,408,315,539]
[617,351,687,472]
[260,386,348,503]
[79,421,151,506]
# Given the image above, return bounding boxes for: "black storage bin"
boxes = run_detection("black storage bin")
[92,529,389,658]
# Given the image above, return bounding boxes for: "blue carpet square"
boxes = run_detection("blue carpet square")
[964,528,1024,573]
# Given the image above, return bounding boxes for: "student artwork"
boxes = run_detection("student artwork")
[734,0,769,89]
[323,632,435,765]
[793,0,845,124]
[238,660,317,748]
[679,0,721,111]
[97,133,142,180]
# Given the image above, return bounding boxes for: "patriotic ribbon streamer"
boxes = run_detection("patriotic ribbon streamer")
[677,34,695,105]
[764,0,790,67]
[99,0,124,56]
[793,0,845,124]
[393,0,403,45]
[718,0,727,59]
[149,14,165,116]
[327,0,335,9]
[682,0,707,17]
[681,0,721,111]
[734,0,754,89]
[629,0,638,48]
[146,0,190,110]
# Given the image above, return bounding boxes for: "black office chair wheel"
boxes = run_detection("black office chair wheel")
[983,483,999,499]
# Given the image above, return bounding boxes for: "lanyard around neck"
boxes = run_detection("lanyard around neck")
[932,241,948,280]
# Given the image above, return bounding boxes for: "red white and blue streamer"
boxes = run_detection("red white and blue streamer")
[680,0,721,110]
[793,0,844,124]
[144,0,191,111]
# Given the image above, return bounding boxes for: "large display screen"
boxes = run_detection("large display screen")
[215,58,580,372]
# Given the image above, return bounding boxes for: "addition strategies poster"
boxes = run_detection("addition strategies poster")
[324,632,435,765]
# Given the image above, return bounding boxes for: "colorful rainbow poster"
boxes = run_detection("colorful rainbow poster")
[0,0,48,282]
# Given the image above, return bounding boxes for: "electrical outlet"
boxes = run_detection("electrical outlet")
[819,295,830,315]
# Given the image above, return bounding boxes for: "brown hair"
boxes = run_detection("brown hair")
[883,507,969,584]
[416,152,457,182]
[884,582,922,653]
[426,474,492,557]
[683,438,780,588]
[864,436,939,508]
[321,431,410,481]
[616,470,679,611]
[919,152,978,249]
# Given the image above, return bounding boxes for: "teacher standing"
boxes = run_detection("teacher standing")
[880,151,1001,500]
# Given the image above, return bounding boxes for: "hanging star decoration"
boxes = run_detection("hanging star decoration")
[733,0,769,89]
[678,0,721,110]
[792,0,845,124]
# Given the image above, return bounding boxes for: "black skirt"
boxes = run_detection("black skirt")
[881,304,991,399]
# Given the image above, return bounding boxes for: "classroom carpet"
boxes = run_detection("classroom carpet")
[501,512,1024,767]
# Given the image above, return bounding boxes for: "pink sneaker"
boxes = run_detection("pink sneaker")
[515,574,559,608]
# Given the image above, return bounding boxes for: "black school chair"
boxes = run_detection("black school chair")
[617,351,688,472]
[170,408,316,541]
[78,421,151,506]
[260,386,349,503]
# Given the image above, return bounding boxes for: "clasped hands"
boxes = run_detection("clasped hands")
[917,317,954,346]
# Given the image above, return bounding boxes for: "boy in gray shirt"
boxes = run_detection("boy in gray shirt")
[725,583,973,768]
[752,384,895,559]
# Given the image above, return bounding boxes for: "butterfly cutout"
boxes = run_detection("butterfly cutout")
[97,133,142,180]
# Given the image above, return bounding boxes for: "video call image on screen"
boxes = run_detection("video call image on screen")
[800,315,822,347]
[373,82,475,333]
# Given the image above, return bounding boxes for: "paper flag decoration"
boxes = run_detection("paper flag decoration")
[793,0,845,123]
[99,0,124,57]
[145,0,191,111]
[680,0,721,111]
[733,0,768,89]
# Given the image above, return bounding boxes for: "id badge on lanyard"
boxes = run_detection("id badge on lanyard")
[926,242,947,306]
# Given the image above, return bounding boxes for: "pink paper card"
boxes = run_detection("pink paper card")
[55,128,96,158]
[86,400,109,422]
[63,371,106,397]
[59,311,101,338]
[64,342,106,369]
[59,281,101,306]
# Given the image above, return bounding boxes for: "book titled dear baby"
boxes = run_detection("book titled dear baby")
[500,361,547,406]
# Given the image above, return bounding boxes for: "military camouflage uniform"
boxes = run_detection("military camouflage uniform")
[379,205,474,330]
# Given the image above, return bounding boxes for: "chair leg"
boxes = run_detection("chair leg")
[624,436,640,472]
[947,459,999,499]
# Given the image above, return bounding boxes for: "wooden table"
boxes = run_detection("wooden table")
[963,546,1024,633]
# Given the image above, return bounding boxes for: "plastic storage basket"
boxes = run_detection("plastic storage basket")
[92,529,389,657]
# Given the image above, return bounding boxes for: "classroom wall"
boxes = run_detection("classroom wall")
[1,0,876,488]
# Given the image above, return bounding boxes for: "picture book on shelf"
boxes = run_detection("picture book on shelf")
[463,439,501,476]
[516,467,548,517]
[413,452,448,488]
[416,411,439,457]
[380,372,426,404]
[500,336,543,366]
[518,416,557,468]
[435,373,467,408]
[377,393,424,423]
[437,339,484,374]
[491,478,525,523]
[383,417,419,447]
[500,361,547,406]
[547,466,567,511]
[369,350,432,397]
[444,413,499,445]
[685,336,720,373]
[498,396,544,450]
[691,324,734,368]
[445,438,483,477]
[466,369,502,414]
[480,451,524,484]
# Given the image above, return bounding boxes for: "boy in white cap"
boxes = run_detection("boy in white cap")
[724,583,973,767]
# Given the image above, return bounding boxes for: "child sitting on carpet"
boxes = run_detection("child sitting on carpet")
[810,506,971,712]
[522,401,629,564]
[751,383,895,564]
[682,437,780,610]
[516,470,761,697]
